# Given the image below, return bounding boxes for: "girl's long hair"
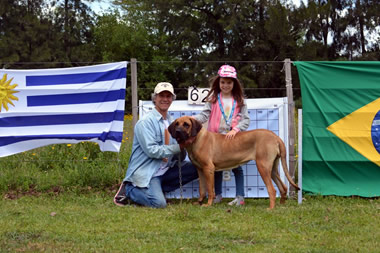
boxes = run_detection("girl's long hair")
[204,76,245,107]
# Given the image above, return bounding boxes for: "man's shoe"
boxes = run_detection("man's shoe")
[213,194,223,204]
[113,181,129,206]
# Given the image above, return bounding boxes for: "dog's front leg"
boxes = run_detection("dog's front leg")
[195,168,207,205]
[201,166,215,207]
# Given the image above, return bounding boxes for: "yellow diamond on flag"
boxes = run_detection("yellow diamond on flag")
[327,98,380,167]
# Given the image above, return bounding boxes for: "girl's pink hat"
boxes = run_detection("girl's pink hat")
[218,65,237,79]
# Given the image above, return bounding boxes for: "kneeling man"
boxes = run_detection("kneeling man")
[114,82,198,208]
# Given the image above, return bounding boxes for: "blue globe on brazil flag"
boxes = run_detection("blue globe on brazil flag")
[372,110,380,154]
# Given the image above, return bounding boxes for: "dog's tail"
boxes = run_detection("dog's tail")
[279,138,300,190]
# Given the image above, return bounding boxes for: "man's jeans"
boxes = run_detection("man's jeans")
[125,161,198,208]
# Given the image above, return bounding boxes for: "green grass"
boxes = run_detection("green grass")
[1,193,379,252]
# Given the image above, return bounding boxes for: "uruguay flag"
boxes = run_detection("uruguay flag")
[0,61,127,157]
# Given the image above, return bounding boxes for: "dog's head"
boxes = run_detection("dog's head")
[168,116,202,144]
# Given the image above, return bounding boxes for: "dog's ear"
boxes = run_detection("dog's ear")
[168,120,177,138]
[190,117,202,137]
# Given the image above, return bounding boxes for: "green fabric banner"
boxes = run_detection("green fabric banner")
[294,61,380,197]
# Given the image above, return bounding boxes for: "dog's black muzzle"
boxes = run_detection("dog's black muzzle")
[173,127,189,144]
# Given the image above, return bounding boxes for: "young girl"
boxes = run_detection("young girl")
[194,65,250,206]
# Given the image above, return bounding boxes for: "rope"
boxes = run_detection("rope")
[178,152,183,204]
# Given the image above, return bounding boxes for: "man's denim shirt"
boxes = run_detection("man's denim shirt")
[123,108,181,188]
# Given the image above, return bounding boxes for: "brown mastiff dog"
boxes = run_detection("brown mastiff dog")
[168,116,300,209]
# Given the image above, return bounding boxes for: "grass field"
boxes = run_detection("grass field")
[1,115,379,252]
[1,193,379,252]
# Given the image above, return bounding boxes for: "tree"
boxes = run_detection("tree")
[112,0,299,99]
[93,9,185,110]
[51,0,98,66]
[0,0,55,68]
[0,0,98,68]
[344,0,380,59]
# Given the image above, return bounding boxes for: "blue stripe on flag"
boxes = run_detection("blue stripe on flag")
[27,89,126,106]
[0,131,123,147]
[0,110,124,127]
[26,67,127,86]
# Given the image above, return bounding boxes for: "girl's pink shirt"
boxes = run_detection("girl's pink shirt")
[207,94,241,133]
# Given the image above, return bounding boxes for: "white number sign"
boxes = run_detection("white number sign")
[188,86,210,105]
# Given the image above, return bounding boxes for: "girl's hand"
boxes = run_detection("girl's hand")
[225,129,237,140]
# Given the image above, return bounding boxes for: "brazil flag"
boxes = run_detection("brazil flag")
[294,61,380,197]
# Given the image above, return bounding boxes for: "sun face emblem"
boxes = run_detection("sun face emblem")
[0,74,19,112]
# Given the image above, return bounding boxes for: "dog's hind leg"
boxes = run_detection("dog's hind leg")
[257,160,277,209]
[271,158,288,204]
